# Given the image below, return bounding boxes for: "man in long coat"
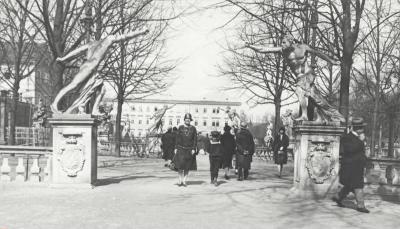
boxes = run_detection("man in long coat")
[332,118,369,213]
[235,121,255,181]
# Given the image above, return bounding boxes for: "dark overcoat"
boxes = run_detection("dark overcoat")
[272,133,289,165]
[220,133,236,168]
[173,125,198,171]
[161,131,176,160]
[339,132,367,189]
[235,128,255,170]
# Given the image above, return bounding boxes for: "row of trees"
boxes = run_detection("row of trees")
[0,0,182,156]
[217,0,400,157]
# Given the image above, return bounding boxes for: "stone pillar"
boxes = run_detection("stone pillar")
[49,114,97,187]
[291,121,345,198]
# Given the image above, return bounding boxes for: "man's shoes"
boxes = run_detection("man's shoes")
[237,177,243,181]
[182,182,187,187]
[356,207,370,213]
[214,179,218,187]
[331,197,345,207]
[224,175,230,180]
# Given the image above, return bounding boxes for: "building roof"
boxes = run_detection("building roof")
[105,98,241,106]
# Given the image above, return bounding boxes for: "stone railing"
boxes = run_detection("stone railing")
[98,139,147,157]
[0,145,52,183]
[365,158,400,185]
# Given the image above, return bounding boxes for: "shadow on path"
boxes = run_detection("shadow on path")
[96,175,156,186]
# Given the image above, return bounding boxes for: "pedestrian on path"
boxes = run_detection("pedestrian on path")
[173,113,198,187]
[161,127,176,167]
[272,127,289,178]
[220,124,236,180]
[332,117,370,213]
[235,121,255,181]
[208,131,223,186]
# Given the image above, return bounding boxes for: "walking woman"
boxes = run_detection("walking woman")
[173,113,197,187]
[220,124,236,180]
[272,127,289,177]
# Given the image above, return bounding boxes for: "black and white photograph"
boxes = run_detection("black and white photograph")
[0,0,400,228]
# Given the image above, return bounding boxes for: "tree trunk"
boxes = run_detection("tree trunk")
[114,96,123,157]
[8,90,18,145]
[339,55,351,125]
[51,61,65,107]
[388,112,395,158]
[274,99,281,135]
[370,99,379,157]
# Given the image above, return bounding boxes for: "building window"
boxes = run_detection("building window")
[217,108,220,114]
[204,108,207,113]
[131,106,135,111]
[146,119,149,125]
[216,121,220,127]
[154,107,158,112]
[195,120,198,126]
[212,121,216,127]
[139,120,142,125]
[195,108,199,113]
[212,108,216,114]
[169,119,173,126]
[139,106,143,112]
[177,119,180,125]
[203,121,207,126]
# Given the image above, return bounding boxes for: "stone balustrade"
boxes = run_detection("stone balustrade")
[254,146,294,161]
[365,158,400,185]
[0,145,52,183]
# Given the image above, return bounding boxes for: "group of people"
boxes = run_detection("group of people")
[160,113,256,187]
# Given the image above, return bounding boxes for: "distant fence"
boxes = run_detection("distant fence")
[5,127,51,146]
[97,135,162,157]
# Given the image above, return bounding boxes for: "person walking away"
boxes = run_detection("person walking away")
[173,113,197,187]
[221,124,236,180]
[161,127,176,167]
[332,118,369,213]
[208,131,223,186]
[272,127,289,177]
[235,122,255,181]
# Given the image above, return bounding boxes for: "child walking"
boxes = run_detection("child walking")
[208,131,223,186]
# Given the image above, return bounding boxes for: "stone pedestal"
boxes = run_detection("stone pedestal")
[291,121,345,198]
[49,114,97,187]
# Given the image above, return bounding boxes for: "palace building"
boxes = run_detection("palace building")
[108,98,241,137]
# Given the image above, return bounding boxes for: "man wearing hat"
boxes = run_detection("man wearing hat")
[235,121,255,181]
[207,131,223,186]
[332,117,369,213]
[173,113,197,187]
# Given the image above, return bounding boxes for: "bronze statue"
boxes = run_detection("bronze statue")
[246,35,344,123]
[32,98,48,127]
[51,28,149,114]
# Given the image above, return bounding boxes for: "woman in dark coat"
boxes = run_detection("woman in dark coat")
[272,127,289,177]
[173,113,197,187]
[220,124,236,180]
[333,118,369,213]
[161,127,175,167]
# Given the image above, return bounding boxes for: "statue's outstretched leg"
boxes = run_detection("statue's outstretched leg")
[50,78,83,113]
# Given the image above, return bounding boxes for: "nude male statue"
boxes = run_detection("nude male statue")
[246,35,344,123]
[51,28,149,114]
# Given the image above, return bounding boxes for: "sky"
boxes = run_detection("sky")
[154,0,278,122]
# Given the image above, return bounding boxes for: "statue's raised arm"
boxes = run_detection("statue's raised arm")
[56,44,89,62]
[246,43,282,53]
[111,28,149,44]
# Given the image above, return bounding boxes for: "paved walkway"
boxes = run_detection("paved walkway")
[1,155,399,229]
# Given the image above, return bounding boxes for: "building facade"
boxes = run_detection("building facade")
[108,98,241,137]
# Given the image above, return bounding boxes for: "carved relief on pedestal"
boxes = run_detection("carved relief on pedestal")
[306,139,335,184]
[55,131,86,177]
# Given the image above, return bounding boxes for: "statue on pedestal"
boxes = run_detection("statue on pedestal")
[246,35,344,123]
[51,28,149,114]
[32,98,48,128]
[281,109,294,139]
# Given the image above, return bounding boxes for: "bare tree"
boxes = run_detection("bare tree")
[98,0,176,156]
[0,0,41,144]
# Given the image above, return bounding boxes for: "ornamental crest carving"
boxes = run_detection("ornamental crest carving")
[306,140,335,184]
[56,133,85,177]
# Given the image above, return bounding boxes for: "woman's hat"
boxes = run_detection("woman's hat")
[183,113,193,121]
[240,121,248,128]
[352,117,366,131]
[211,131,220,138]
